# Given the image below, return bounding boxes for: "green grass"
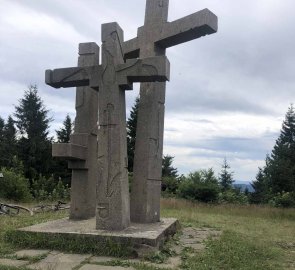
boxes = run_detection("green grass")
[0,210,68,256]
[5,230,135,258]
[162,198,295,270]
[0,199,294,269]
[181,231,281,270]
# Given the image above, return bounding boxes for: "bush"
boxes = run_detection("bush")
[177,169,220,203]
[162,176,179,195]
[0,168,32,202]
[52,180,70,200]
[219,189,249,205]
[31,175,70,201]
[31,175,53,200]
[269,192,295,208]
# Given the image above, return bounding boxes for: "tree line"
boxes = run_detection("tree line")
[251,105,295,207]
[127,97,295,207]
[127,96,249,205]
[0,85,294,207]
[0,86,73,201]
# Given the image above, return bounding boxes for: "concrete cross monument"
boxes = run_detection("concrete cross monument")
[50,42,100,221]
[46,23,170,230]
[123,0,218,223]
[19,0,218,252]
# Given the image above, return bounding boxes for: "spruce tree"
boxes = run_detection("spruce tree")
[2,116,17,168]
[251,167,269,204]
[54,114,73,186]
[0,117,5,168]
[0,117,4,133]
[14,85,53,181]
[267,104,295,193]
[162,155,178,178]
[127,96,139,172]
[161,155,179,194]
[56,114,73,143]
[219,158,234,190]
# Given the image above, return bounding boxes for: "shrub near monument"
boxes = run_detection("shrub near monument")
[0,168,31,202]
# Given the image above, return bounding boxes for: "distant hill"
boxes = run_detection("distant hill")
[233,181,255,193]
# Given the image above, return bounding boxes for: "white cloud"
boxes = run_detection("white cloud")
[0,1,88,44]
[165,112,281,142]
[163,112,281,179]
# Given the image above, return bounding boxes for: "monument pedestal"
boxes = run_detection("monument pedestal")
[16,218,179,255]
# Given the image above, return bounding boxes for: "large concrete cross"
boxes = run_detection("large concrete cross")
[46,22,170,230]
[123,0,218,223]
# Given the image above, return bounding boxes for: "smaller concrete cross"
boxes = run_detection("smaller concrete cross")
[49,42,100,220]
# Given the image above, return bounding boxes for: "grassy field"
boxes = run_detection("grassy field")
[0,199,294,269]
[162,198,295,269]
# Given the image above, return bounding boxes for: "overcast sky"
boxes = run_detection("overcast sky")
[1,0,295,182]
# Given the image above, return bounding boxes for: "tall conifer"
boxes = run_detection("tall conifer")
[14,85,53,181]
[219,158,234,190]
[162,155,178,178]
[253,105,295,204]
[54,114,73,185]
[127,96,139,172]
[268,105,295,193]
[2,116,17,168]
[56,114,73,143]
[0,117,5,168]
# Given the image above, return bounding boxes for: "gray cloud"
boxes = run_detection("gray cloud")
[167,131,277,159]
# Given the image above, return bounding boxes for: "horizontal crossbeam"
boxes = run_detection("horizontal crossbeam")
[46,56,170,91]
[123,8,217,58]
[157,9,217,48]
[116,56,170,90]
[52,143,87,161]
[45,66,102,90]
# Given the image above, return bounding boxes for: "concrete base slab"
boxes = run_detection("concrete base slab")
[89,256,115,263]
[17,218,179,253]
[15,249,50,258]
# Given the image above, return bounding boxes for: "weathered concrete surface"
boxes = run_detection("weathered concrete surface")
[70,43,100,221]
[147,258,182,269]
[52,143,87,160]
[27,253,91,270]
[46,29,169,230]
[96,22,170,231]
[7,226,220,270]
[0,258,29,267]
[96,23,131,231]
[128,0,218,223]
[15,249,50,258]
[116,56,170,90]
[46,50,169,93]
[45,66,102,90]
[89,256,114,263]
[18,218,179,248]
